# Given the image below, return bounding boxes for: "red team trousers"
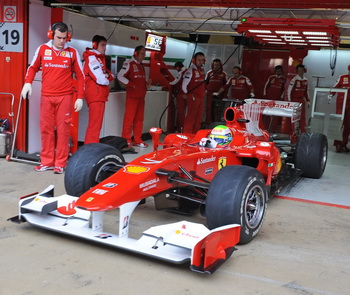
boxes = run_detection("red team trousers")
[122,96,145,144]
[40,94,72,168]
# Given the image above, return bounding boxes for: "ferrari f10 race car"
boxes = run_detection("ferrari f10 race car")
[10,99,328,274]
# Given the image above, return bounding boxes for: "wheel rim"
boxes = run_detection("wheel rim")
[245,184,265,228]
[94,160,120,184]
[321,144,327,171]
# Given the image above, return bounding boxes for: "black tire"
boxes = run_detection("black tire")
[64,143,125,197]
[294,133,328,179]
[206,166,267,245]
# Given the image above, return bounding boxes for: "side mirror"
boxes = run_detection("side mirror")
[149,127,163,151]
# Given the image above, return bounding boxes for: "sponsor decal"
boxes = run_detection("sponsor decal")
[34,197,49,204]
[95,234,112,239]
[60,51,71,58]
[218,157,227,170]
[86,197,94,202]
[102,183,118,188]
[123,165,150,175]
[44,63,69,69]
[176,134,188,139]
[259,142,270,147]
[175,229,199,239]
[139,178,159,191]
[92,189,108,195]
[268,163,274,167]
[44,49,52,56]
[133,64,139,72]
[122,216,129,229]
[205,167,213,175]
[195,71,199,78]
[43,56,52,60]
[197,155,216,165]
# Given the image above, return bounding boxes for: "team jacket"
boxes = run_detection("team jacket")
[83,48,114,103]
[205,69,227,92]
[24,40,84,98]
[117,56,147,98]
[263,74,286,99]
[333,74,350,105]
[170,66,187,94]
[182,64,206,96]
[287,75,309,102]
[223,75,254,100]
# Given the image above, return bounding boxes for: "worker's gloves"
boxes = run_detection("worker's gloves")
[21,83,32,99]
[213,92,219,96]
[199,137,217,148]
[249,93,255,98]
[74,98,83,112]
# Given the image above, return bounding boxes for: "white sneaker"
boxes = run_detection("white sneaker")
[34,165,54,172]
[53,167,64,174]
[133,142,148,148]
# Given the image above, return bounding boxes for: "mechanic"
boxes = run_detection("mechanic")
[199,125,233,149]
[263,65,286,131]
[287,64,310,133]
[330,65,350,152]
[215,66,255,101]
[205,59,227,124]
[83,35,114,144]
[117,45,152,148]
[169,61,187,132]
[182,52,206,134]
[20,22,84,174]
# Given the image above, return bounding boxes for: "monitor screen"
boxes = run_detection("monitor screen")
[145,33,164,51]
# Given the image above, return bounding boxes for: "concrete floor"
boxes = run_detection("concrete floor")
[1,141,350,295]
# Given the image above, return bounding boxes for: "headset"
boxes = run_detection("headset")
[47,22,71,41]
[92,41,98,49]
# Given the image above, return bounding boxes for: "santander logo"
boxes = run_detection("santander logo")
[197,155,216,165]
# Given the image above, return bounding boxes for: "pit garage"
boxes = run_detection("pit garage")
[0,0,350,294]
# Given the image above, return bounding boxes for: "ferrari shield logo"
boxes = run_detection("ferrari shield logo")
[218,157,227,170]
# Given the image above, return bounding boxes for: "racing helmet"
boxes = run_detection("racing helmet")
[209,125,232,147]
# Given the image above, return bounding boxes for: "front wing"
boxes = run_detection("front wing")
[9,185,240,274]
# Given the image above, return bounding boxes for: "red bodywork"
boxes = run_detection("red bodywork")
[76,106,281,211]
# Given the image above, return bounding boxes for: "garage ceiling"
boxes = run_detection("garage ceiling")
[47,1,350,45]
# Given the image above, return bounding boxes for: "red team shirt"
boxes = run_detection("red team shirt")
[287,75,309,102]
[25,40,84,98]
[205,70,227,92]
[223,75,254,100]
[333,74,350,107]
[118,57,147,98]
[264,74,286,100]
[182,64,206,96]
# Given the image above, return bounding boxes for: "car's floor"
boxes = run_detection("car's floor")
[1,138,349,295]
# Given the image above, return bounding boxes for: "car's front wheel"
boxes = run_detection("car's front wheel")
[64,143,125,197]
[205,165,267,245]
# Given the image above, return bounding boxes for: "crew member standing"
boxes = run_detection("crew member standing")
[263,65,286,131]
[83,35,114,144]
[263,65,285,100]
[117,45,151,147]
[331,65,350,152]
[20,22,84,174]
[182,52,206,134]
[216,66,255,100]
[287,64,310,133]
[205,59,227,123]
[169,61,187,132]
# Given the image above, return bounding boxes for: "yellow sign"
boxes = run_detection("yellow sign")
[123,165,150,175]
[218,157,227,170]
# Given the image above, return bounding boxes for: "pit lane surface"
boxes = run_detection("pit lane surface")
[0,142,349,295]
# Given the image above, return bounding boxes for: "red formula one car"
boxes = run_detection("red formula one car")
[10,99,328,274]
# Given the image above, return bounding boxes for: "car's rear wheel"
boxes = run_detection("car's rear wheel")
[294,132,328,179]
[64,143,125,197]
[206,165,267,245]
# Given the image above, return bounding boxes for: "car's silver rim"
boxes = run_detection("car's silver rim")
[95,160,120,183]
[245,185,265,228]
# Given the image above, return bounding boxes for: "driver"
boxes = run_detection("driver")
[199,125,232,148]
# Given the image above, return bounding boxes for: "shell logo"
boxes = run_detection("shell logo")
[175,230,181,234]
[123,165,150,175]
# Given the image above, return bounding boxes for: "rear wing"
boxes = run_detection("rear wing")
[245,99,302,123]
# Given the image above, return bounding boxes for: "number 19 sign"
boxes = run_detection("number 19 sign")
[0,22,23,53]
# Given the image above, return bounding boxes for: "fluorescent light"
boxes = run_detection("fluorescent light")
[263,38,282,41]
[305,36,330,39]
[275,31,299,34]
[308,40,331,43]
[287,39,306,42]
[268,41,287,44]
[256,35,278,38]
[248,30,272,33]
[311,43,333,46]
[303,31,327,36]
[289,43,308,46]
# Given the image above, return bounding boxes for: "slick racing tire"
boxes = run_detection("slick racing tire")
[294,132,328,179]
[65,143,125,197]
[206,165,267,245]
